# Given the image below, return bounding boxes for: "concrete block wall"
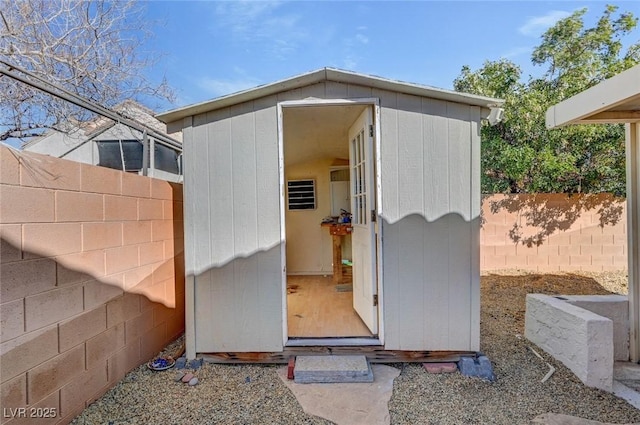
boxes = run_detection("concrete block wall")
[0,147,185,425]
[525,294,614,392]
[481,194,627,272]
[563,295,629,362]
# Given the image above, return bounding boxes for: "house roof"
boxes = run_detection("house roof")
[156,67,503,123]
[546,64,640,128]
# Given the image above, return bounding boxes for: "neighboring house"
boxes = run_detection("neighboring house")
[22,100,183,182]
[157,67,503,360]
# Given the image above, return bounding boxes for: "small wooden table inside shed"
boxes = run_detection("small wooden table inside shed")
[320,223,353,284]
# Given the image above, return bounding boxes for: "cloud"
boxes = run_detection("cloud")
[214,0,306,58]
[356,34,369,44]
[518,10,572,36]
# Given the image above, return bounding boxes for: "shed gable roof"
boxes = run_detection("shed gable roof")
[156,67,502,123]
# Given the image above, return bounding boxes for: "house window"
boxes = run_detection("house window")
[154,143,180,174]
[287,179,316,210]
[96,140,144,172]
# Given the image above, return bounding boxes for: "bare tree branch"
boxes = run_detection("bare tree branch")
[0,0,174,145]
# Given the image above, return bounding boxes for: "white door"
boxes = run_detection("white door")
[349,108,378,334]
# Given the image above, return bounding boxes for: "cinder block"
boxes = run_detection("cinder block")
[614,255,629,267]
[592,234,615,246]
[104,195,137,221]
[505,255,528,268]
[139,241,164,266]
[24,284,83,332]
[59,306,107,352]
[1,258,56,303]
[59,363,108,418]
[0,224,22,263]
[5,390,60,425]
[102,272,124,290]
[558,245,581,256]
[122,172,151,198]
[141,322,168,361]
[591,256,613,267]
[19,151,81,191]
[526,255,548,267]
[123,265,153,291]
[151,179,173,200]
[151,220,173,242]
[0,185,54,224]
[84,279,123,310]
[132,279,166,305]
[153,304,175,328]
[106,294,141,328]
[1,298,25,341]
[27,344,85,402]
[602,244,624,256]
[138,199,163,220]
[86,323,125,369]
[0,325,58,383]
[56,250,106,285]
[122,221,152,246]
[458,356,495,381]
[165,278,176,309]
[548,254,570,266]
[82,222,122,251]
[168,182,183,201]
[580,224,604,236]
[571,234,592,246]
[581,245,602,256]
[569,255,592,266]
[0,146,20,185]
[80,163,121,195]
[547,233,571,246]
[493,245,517,256]
[124,309,154,344]
[22,223,82,257]
[107,339,141,385]
[55,191,103,222]
[152,260,174,284]
[105,245,139,275]
[1,374,26,410]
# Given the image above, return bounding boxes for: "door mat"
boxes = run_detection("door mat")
[294,355,374,383]
[335,284,353,292]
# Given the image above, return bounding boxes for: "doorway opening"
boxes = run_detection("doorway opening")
[279,100,381,344]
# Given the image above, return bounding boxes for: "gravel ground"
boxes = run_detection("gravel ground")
[72,271,639,425]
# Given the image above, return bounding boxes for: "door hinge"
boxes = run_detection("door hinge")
[373,294,378,306]
[371,210,376,222]
[369,125,374,137]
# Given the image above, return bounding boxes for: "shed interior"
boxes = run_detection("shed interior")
[282,104,376,339]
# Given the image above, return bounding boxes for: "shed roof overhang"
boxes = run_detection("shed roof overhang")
[545,65,640,128]
[157,67,503,123]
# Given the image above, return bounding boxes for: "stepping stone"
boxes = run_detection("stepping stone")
[294,355,373,383]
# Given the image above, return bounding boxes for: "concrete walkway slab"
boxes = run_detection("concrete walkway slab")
[278,364,400,425]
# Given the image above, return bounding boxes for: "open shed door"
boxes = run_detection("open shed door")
[349,107,378,334]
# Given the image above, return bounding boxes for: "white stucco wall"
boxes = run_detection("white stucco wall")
[525,294,614,392]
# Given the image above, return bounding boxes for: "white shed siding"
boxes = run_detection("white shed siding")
[187,100,283,352]
[379,91,481,351]
[182,81,483,353]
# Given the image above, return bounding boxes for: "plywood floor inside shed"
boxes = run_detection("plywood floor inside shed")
[287,275,373,338]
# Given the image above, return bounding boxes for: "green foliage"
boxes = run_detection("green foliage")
[454,5,639,195]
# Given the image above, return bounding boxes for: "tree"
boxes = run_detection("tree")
[454,5,640,195]
[0,0,174,143]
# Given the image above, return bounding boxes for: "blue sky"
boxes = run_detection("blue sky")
[143,1,640,111]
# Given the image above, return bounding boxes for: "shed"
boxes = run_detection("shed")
[157,68,502,360]
[546,64,640,362]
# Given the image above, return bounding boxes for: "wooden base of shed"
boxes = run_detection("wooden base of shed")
[200,348,476,364]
